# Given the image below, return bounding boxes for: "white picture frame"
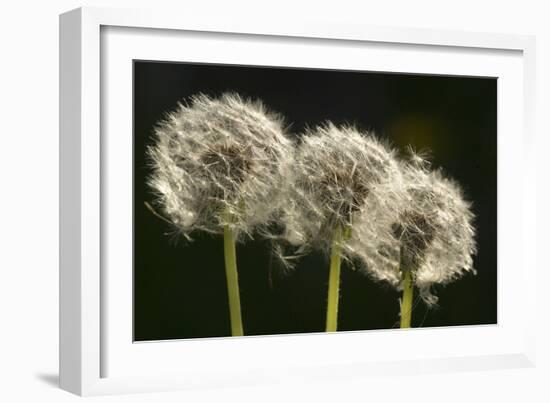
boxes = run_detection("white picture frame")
[59,6,537,396]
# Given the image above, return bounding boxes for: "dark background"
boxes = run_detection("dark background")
[133,61,497,341]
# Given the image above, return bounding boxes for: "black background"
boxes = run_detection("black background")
[133,61,497,341]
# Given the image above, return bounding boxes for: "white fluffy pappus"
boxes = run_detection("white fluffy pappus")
[353,154,477,304]
[278,123,404,266]
[147,93,294,240]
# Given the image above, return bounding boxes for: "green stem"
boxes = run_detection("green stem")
[400,270,414,328]
[223,223,244,336]
[326,226,343,332]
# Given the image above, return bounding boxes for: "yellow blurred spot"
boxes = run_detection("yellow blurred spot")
[388,115,451,158]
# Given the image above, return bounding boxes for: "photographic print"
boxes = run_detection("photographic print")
[133,61,496,341]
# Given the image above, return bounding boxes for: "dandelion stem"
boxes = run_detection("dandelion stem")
[326,226,344,332]
[223,222,244,336]
[400,269,414,328]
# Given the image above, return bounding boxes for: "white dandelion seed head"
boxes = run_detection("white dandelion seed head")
[279,123,404,264]
[148,93,294,239]
[355,153,477,304]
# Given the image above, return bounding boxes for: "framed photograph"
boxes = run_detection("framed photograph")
[60,6,537,396]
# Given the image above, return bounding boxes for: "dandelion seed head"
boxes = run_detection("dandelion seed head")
[148,93,293,239]
[279,123,403,264]
[354,153,477,304]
